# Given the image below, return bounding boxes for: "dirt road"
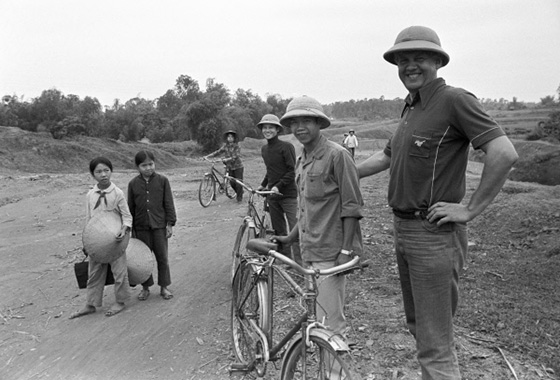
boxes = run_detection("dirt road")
[1,155,557,380]
[1,170,243,380]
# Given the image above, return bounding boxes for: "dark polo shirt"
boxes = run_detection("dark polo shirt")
[384,78,505,211]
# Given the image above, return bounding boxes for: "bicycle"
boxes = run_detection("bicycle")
[198,157,236,207]
[228,176,276,281]
[230,238,365,380]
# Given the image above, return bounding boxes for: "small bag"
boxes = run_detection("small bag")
[74,259,115,289]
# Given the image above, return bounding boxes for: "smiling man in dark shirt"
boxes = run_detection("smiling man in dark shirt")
[358,26,518,379]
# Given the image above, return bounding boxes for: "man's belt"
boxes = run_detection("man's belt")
[392,209,428,220]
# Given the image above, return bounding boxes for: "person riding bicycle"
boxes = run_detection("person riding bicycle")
[274,96,364,337]
[256,114,302,266]
[204,130,244,203]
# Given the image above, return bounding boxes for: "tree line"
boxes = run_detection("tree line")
[0,75,292,152]
[1,74,558,152]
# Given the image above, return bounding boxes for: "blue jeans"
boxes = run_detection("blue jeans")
[393,216,467,380]
[268,196,302,265]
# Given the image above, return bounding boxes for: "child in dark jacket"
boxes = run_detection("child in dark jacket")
[127,150,177,301]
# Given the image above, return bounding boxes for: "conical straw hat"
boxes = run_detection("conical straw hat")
[82,211,130,263]
[126,238,154,285]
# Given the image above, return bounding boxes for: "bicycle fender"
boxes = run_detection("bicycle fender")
[282,328,350,358]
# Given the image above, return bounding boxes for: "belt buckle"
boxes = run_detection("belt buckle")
[414,210,427,219]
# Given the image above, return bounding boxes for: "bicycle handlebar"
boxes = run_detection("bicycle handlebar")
[246,238,363,276]
[201,156,223,164]
[224,175,282,197]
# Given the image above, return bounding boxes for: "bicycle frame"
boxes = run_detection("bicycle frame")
[231,246,360,377]
[208,163,231,193]
[227,175,275,237]
[198,158,236,207]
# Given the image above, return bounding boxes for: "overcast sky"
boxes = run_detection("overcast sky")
[2,0,559,108]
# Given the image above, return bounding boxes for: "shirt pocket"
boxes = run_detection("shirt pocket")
[409,132,434,158]
[304,172,324,200]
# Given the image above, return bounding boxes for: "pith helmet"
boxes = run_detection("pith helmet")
[280,96,331,129]
[257,114,283,130]
[383,26,450,67]
[223,129,237,139]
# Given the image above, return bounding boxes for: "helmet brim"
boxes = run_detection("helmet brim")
[383,41,450,67]
[257,121,283,129]
[280,109,331,129]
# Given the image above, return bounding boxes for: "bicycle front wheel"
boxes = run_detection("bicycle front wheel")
[280,335,362,380]
[231,260,271,365]
[198,174,215,207]
[231,222,255,281]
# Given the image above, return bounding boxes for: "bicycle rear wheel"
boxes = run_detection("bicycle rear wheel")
[198,174,215,207]
[231,222,255,281]
[280,335,362,380]
[231,260,271,366]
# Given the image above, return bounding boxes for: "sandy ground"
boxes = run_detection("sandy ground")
[0,169,243,380]
[1,154,557,380]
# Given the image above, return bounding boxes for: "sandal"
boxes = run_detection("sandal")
[160,288,173,300]
[138,289,150,301]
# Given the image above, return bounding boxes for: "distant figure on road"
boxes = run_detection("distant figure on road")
[343,129,358,158]
[205,130,244,202]
[341,132,349,147]
[358,26,518,379]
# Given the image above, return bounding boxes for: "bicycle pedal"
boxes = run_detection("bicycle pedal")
[229,363,251,374]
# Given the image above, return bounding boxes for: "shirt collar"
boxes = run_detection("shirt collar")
[405,77,446,110]
[94,182,115,193]
[301,135,327,165]
[267,136,280,144]
[137,172,155,182]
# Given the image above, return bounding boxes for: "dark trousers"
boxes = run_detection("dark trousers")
[268,196,302,265]
[134,228,171,288]
[229,167,244,201]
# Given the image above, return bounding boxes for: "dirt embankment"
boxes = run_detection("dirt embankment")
[0,126,187,174]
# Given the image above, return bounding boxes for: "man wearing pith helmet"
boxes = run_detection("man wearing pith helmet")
[256,114,302,266]
[358,26,518,379]
[274,96,364,338]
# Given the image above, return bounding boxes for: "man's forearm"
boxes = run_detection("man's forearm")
[467,136,518,219]
[357,150,390,178]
